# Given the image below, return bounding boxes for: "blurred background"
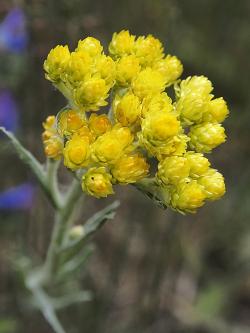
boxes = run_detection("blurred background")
[0,0,250,332]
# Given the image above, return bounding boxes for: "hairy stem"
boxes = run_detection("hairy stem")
[44,178,82,279]
[46,158,63,208]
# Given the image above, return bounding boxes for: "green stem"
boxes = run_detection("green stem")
[43,178,82,279]
[46,158,63,209]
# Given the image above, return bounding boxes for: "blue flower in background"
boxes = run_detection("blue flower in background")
[0,7,28,53]
[0,89,19,132]
[0,183,34,211]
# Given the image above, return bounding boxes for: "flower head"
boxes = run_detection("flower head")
[43,31,229,213]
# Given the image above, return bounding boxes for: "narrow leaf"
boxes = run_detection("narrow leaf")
[83,200,120,236]
[31,287,66,333]
[60,200,120,254]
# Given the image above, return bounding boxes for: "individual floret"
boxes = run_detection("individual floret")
[139,109,183,158]
[198,168,225,200]
[188,122,226,153]
[176,76,213,126]
[42,115,63,160]
[153,55,183,86]
[57,109,86,137]
[91,125,134,164]
[94,54,116,87]
[185,151,210,178]
[203,97,229,123]
[63,135,90,170]
[111,154,149,184]
[109,30,135,58]
[132,68,166,99]
[44,45,70,82]
[74,77,110,111]
[134,34,164,66]
[116,55,141,86]
[76,37,103,56]
[141,92,173,117]
[170,180,206,214]
[113,92,142,127]
[64,50,92,87]
[157,156,190,185]
[82,167,114,198]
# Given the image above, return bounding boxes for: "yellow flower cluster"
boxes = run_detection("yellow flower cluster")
[42,30,229,214]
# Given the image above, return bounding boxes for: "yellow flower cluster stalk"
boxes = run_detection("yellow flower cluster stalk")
[42,30,229,214]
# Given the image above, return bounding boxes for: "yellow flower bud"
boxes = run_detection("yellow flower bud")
[185,151,210,178]
[94,55,116,86]
[141,110,181,142]
[141,92,173,117]
[109,30,135,58]
[88,114,111,137]
[198,168,225,200]
[77,125,95,143]
[68,225,85,239]
[188,122,226,153]
[153,55,183,85]
[113,92,142,127]
[44,45,70,82]
[82,167,114,198]
[203,97,229,123]
[157,156,190,185]
[43,115,56,131]
[176,76,213,126]
[64,50,92,87]
[42,115,63,160]
[132,68,166,99]
[57,109,85,137]
[180,76,213,95]
[74,78,109,111]
[111,154,149,184]
[44,136,63,160]
[116,55,141,86]
[134,34,164,66]
[92,125,134,164]
[170,180,206,213]
[76,37,103,57]
[139,109,188,159]
[63,135,90,170]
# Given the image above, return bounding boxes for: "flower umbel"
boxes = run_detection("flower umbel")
[42,30,229,214]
